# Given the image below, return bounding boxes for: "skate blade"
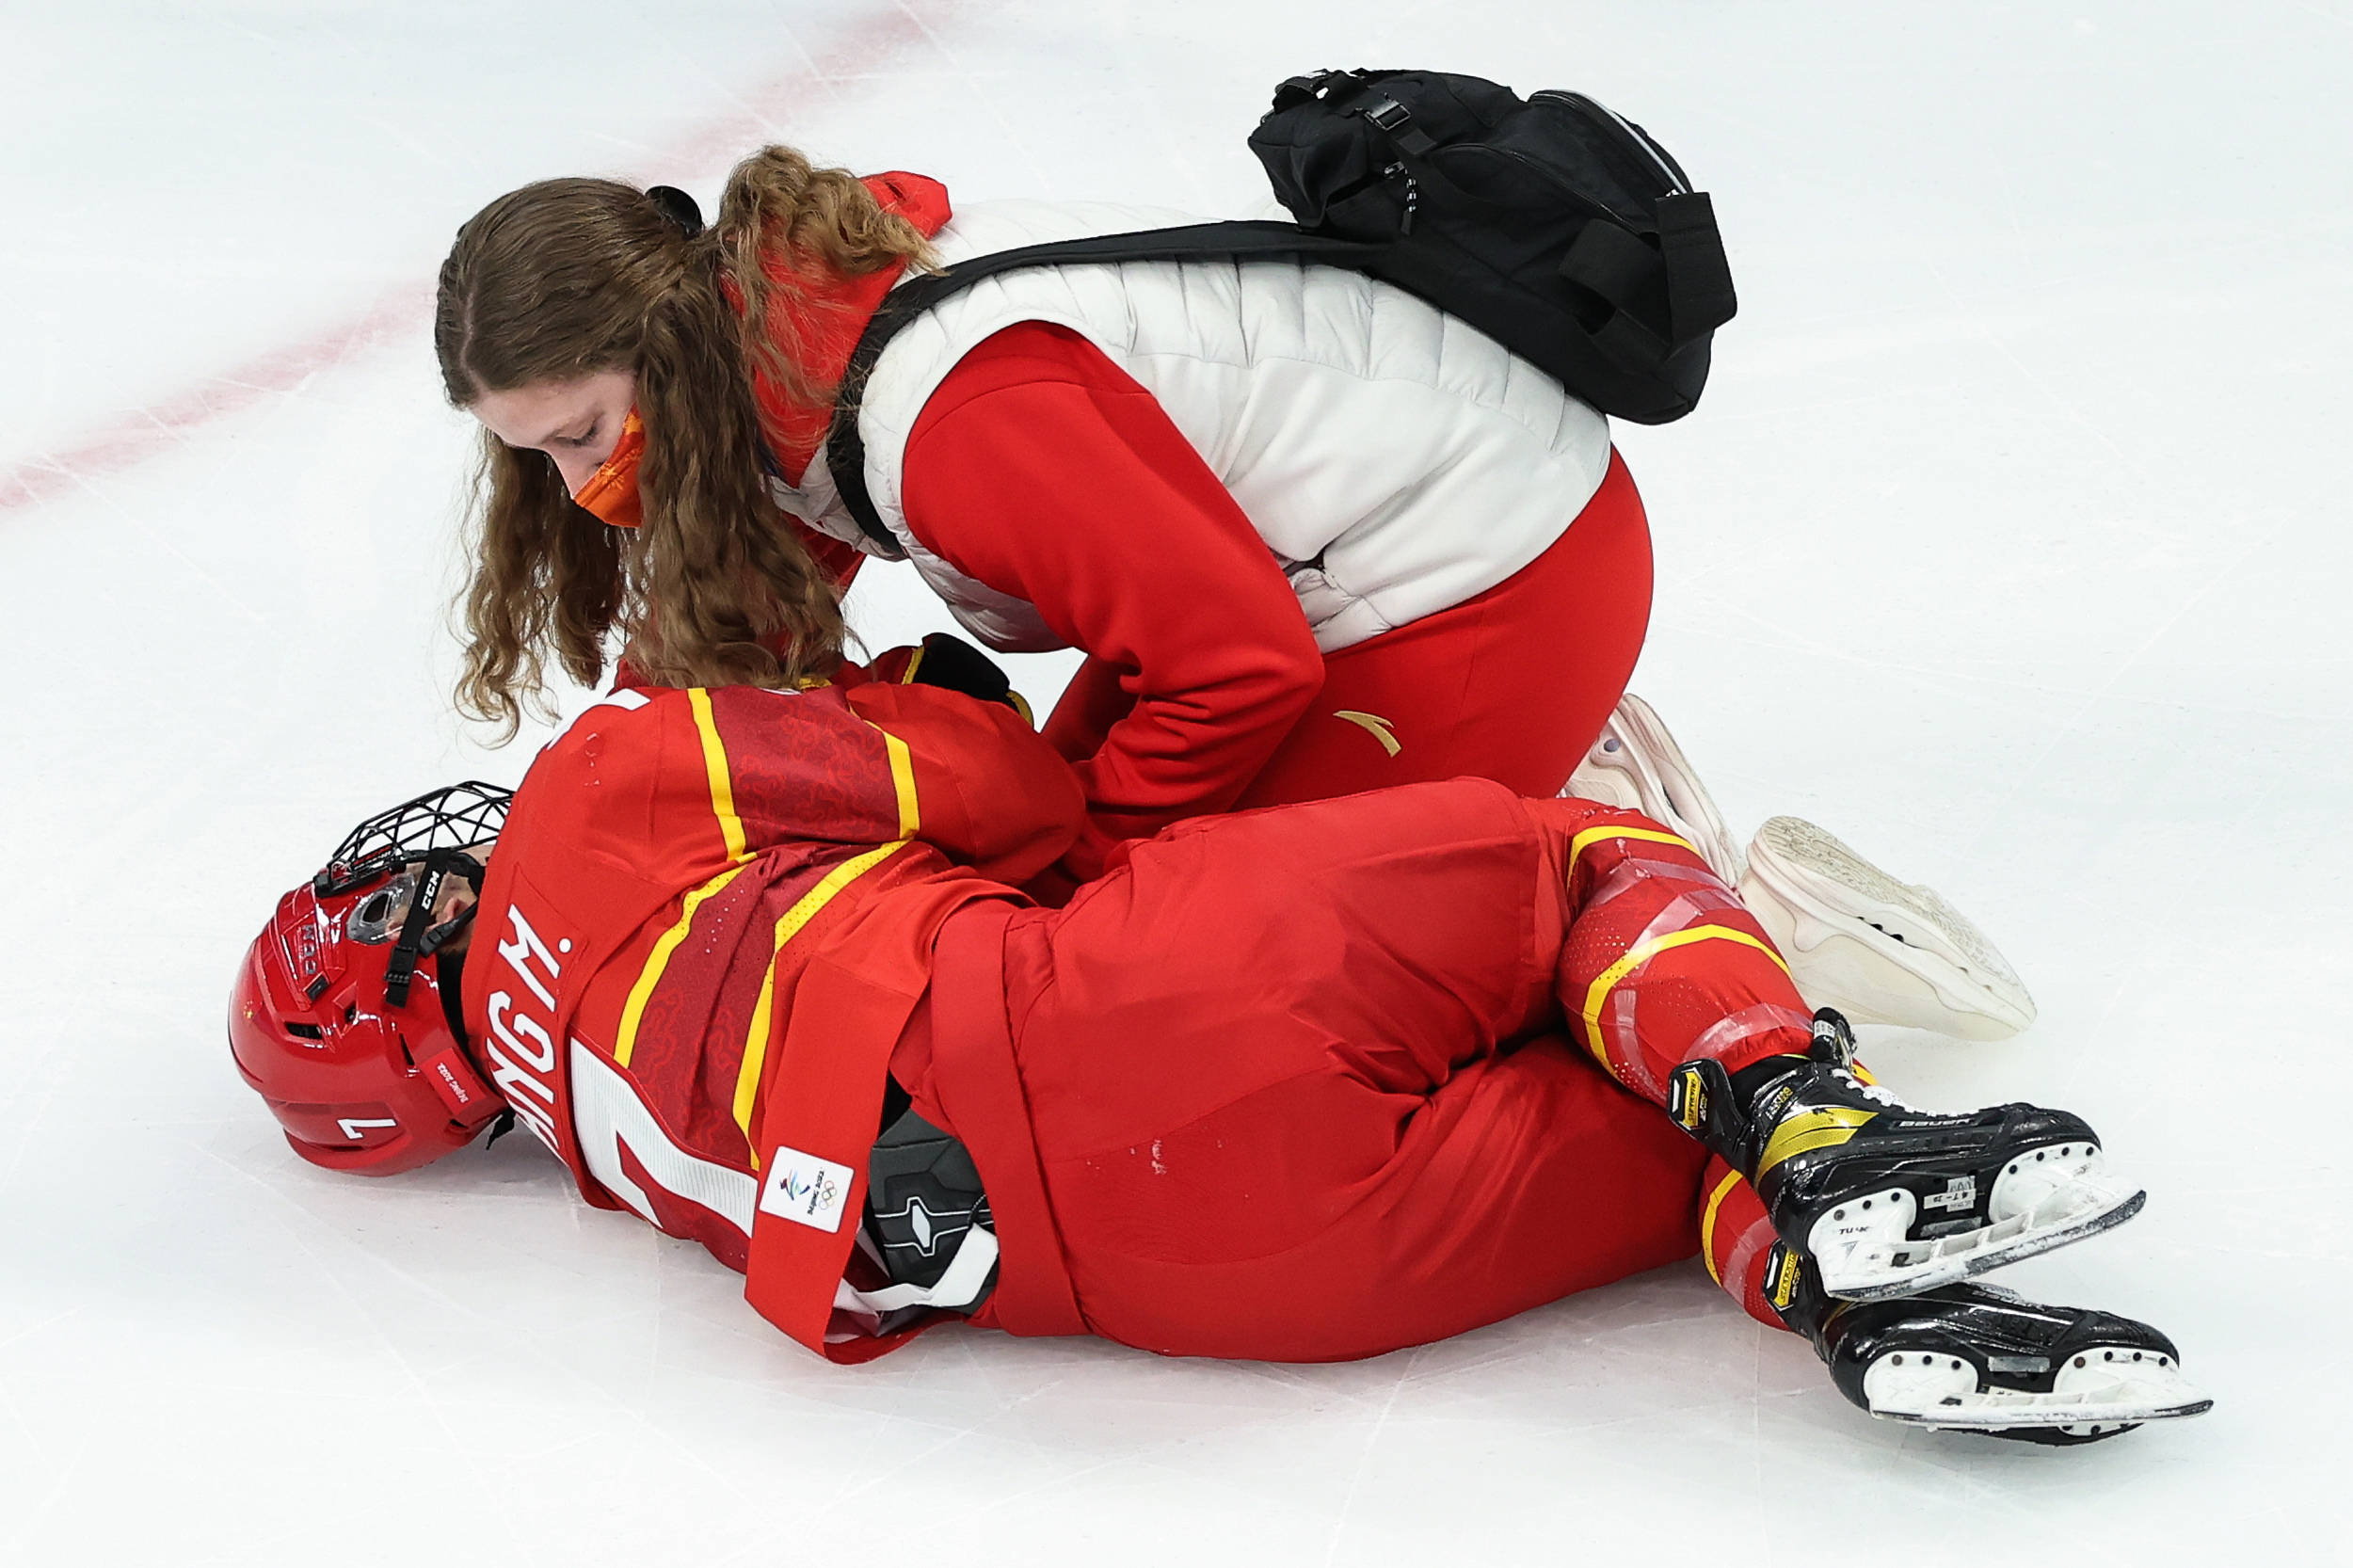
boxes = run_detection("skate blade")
[1816,1169,2146,1302]
[1865,1348,2213,1433]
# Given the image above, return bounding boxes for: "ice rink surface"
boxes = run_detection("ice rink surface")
[4,1,2348,1561]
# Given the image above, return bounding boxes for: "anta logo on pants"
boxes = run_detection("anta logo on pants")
[1334,711,1402,756]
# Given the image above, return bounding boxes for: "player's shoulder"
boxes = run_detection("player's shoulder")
[536,684,673,758]
[530,680,870,777]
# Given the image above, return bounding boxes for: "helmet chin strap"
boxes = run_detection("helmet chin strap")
[425,937,512,1152]
[383,848,488,1007]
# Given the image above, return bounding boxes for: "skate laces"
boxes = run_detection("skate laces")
[1836,1069,1907,1110]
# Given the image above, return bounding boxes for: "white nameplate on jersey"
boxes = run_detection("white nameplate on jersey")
[760,1146,855,1233]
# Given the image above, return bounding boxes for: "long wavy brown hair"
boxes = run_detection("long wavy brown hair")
[435,146,936,736]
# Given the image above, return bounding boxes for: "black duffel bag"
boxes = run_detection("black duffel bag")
[826,69,1737,554]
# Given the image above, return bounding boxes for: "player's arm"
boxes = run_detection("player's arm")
[861,632,1032,723]
[844,662,1085,888]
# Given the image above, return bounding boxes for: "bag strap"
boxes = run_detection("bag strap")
[1556,192,1737,374]
[823,221,1382,553]
[1656,191,1737,339]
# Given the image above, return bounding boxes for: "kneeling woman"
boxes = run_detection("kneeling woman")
[435,147,2032,1040]
[231,647,2202,1442]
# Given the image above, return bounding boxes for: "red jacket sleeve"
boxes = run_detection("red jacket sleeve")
[843,680,1085,888]
[897,323,1323,880]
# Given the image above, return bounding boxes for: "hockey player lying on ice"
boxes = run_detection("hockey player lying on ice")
[229,643,2210,1445]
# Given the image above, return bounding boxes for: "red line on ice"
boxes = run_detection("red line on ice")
[0,4,941,516]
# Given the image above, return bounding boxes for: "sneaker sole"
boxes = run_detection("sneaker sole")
[1742,815,2036,1038]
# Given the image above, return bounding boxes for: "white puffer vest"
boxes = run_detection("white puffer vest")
[772,200,1615,655]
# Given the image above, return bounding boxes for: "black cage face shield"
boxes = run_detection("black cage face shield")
[313,781,511,1006]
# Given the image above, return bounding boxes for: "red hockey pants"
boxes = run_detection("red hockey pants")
[925,780,1810,1362]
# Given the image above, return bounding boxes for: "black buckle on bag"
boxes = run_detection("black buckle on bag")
[1364,97,1412,133]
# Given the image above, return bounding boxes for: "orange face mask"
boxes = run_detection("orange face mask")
[569,408,646,529]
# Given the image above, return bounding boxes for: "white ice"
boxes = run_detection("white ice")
[3,2,2347,1562]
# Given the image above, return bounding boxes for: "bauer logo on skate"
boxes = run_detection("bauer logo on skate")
[760,1147,854,1233]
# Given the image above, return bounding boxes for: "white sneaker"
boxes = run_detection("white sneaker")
[1737,816,2037,1042]
[1565,694,1745,884]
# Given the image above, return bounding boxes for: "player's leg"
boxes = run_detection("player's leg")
[1232,450,1652,808]
[1005,786,2114,1316]
[1534,800,2145,1299]
[1032,1024,1710,1364]
[1568,698,2038,1041]
[991,776,1694,1359]
[986,782,2202,1430]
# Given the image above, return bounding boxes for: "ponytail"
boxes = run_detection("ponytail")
[436,144,928,738]
[712,146,937,414]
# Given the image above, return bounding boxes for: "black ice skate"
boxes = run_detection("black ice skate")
[1765,1243,2212,1442]
[1671,1010,2143,1300]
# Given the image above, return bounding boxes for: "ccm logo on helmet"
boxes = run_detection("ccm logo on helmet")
[481,902,570,1153]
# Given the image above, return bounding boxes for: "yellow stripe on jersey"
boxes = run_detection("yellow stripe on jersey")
[1579,924,1791,1078]
[731,840,914,1161]
[1698,1167,1747,1285]
[612,863,748,1068]
[687,687,749,863]
[877,728,920,840]
[1565,824,1698,886]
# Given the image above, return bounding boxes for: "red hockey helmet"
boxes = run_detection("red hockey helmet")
[229,782,513,1176]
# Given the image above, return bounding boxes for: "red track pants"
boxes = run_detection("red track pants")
[1045,449,1655,813]
[934,780,1807,1362]
[1238,450,1654,808]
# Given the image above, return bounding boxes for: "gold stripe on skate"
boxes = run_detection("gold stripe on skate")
[1579,925,1790,1079]
[1566,824,1698,886]
[1698,1168,1746,1284]
[1754,1106,1879,1181]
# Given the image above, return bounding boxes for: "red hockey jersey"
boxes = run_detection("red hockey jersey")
[460,657,1081,1360]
